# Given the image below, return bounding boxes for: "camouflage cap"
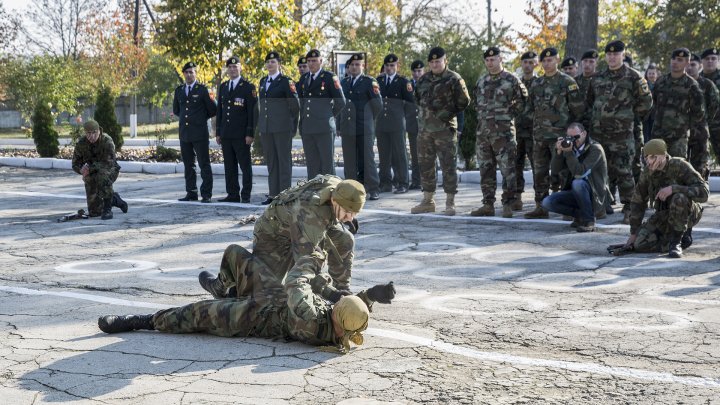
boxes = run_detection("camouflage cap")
[332,179,366,213]
[83,120,99,132]
[643,139,667,156]
[701,48,719,59]
[334,295,369,353]
[410,60,424,70]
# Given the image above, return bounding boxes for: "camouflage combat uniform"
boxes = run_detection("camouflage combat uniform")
[250,175,355,290]
[628,156,708,252]
[574,73,594,132]
[587,64,653,206]
[511,74,537,195]
[700,69,720,165]
[525,71,585,203]
[651,73,705,158]
[688,75,719,178]
[473,70,527,206]
[414,67,470,194]
[71,133,121,217]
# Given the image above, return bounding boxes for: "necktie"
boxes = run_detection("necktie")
[310,74,315,87]
[386,77,390,86]
[266,77,273,91]
[229,81,234,92]
[185,84,191,96]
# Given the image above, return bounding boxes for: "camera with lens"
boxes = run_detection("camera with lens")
[560,134,580,149]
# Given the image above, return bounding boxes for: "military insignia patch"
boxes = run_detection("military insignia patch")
[372,81,380,95]
[289,81,297,93]
[406,82,413,92]
[639,78,650,94]
[568,83,579,91]
[333,75,341,89]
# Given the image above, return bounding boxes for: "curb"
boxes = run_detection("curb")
[2,156,720,190]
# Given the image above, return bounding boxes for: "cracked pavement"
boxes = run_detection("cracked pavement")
[1,166,720,404]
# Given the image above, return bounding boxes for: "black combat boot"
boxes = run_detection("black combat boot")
[198,271,228,298]
[668,232,683,259]
[101,198,113,220]
[98,314,154,333]
[112,192,129,213]
[681,228,693,249]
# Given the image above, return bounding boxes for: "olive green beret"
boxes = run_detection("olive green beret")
[83,120,99,132]
[332,179,366,213]
[643,139,667,156]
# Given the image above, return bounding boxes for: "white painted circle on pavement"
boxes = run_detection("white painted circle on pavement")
[414,265,526,281]
[472,248,576,264]
[55,260,158,274]
[422,293,548,316]
[567,308,693,331]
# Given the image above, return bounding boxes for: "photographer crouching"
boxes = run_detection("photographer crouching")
[541,123,610,232]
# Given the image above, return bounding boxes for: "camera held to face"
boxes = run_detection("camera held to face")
[560,134,580,149]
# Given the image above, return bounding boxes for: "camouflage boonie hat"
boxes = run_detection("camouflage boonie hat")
[332,179,366,213]
[83,120,99,132]
[643,139,667,156]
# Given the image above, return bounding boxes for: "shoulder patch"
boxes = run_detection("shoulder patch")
[568,83,579,92]
[639,78,650,94]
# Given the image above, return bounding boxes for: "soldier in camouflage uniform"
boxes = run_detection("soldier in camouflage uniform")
[470,46,527,218]
[561,56,578,77]
[621,53,647,186]
[575,49,598,134]
[71,120,127,220]
[410,47,470,216]
[700,48,720,165]
[651,48,706,159]
[508,51,539,211]
[524,47,586,219]
[587,40,653,224]
[686,53,720,179]
[622,139,707,258]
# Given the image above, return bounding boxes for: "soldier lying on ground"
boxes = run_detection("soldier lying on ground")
[71,120,128,220]
[610,139,708,258]
[98,243,395,354]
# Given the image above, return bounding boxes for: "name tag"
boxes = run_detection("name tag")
[234,98,245,106]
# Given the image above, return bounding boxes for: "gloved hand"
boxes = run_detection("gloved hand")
[310,274,330,294]
[344,218,359,235]
[366,281,395,304]
[328,289,353,303]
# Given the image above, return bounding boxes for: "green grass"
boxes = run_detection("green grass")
[0,122,180,140]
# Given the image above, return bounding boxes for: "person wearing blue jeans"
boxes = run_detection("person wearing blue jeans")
[542,122,611,232]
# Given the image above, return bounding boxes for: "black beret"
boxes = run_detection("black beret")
[690,53,701,62]
[560,57,577,68]
[384,53,398,65]
[297,57,307,65]
[581,49,599,60]
[226,56,240,66]
[484,46,501,58]
[428,46,446,61]
[701,48,719,59]
[306,49,321,58]
[520,51,537,60]
[411,60,424,70]
[671,48,691,59]
[182,62,196,72]
[345,59,351,68]
[540,47,558,60]
[350,53,364,61]
[605,40,625,53]
[265,51,281,62]
[623,53,633,67]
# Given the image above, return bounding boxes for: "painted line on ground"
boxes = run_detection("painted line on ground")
[2,283,719,388]
[5,190,720,234]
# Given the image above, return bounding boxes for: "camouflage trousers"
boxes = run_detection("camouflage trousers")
[688,124,711,178]
[418,128,458,194]
[218,244,285,299]
[514,131,534,193]
[476,129,518,205]
[632,123,644,184]
[531,137,560,203]
[84,168,118,216]
[252,215,354,289]
[634,193,703,253]
[152,296,287,338]
[595,133,635,205]
[710,127,720,165]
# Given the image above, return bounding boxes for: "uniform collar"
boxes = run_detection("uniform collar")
[268,72,280,81]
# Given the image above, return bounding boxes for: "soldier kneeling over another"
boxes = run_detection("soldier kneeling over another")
[542,123,610,232]
[612,139,708,258]
[72,120,127,220]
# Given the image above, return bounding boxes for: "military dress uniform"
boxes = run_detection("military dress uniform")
[173,63,217,201]
[297,50,346,179]
[700,48,720,164]
[217,58,257,203]
[586,43,653,214]
[257,52,300,200]
[524,48,585,218]
[471,47,527,217]
[651,49,706,159]
[338,55,383,197]
[376,55,416,194]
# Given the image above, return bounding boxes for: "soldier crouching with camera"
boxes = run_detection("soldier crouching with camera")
[541,122,610,232]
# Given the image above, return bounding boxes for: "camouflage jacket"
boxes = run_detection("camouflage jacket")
[586,65,653,136]
[473,69,527,134]
[694,76,720,128]
[71,133,120,175]
[628,156,709,234]
[700,69,720,129]
[516,74,537,131]
[414,67,470,132]
[651,73,705,140]
[526,71,585,139]
[574,73,595,130]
